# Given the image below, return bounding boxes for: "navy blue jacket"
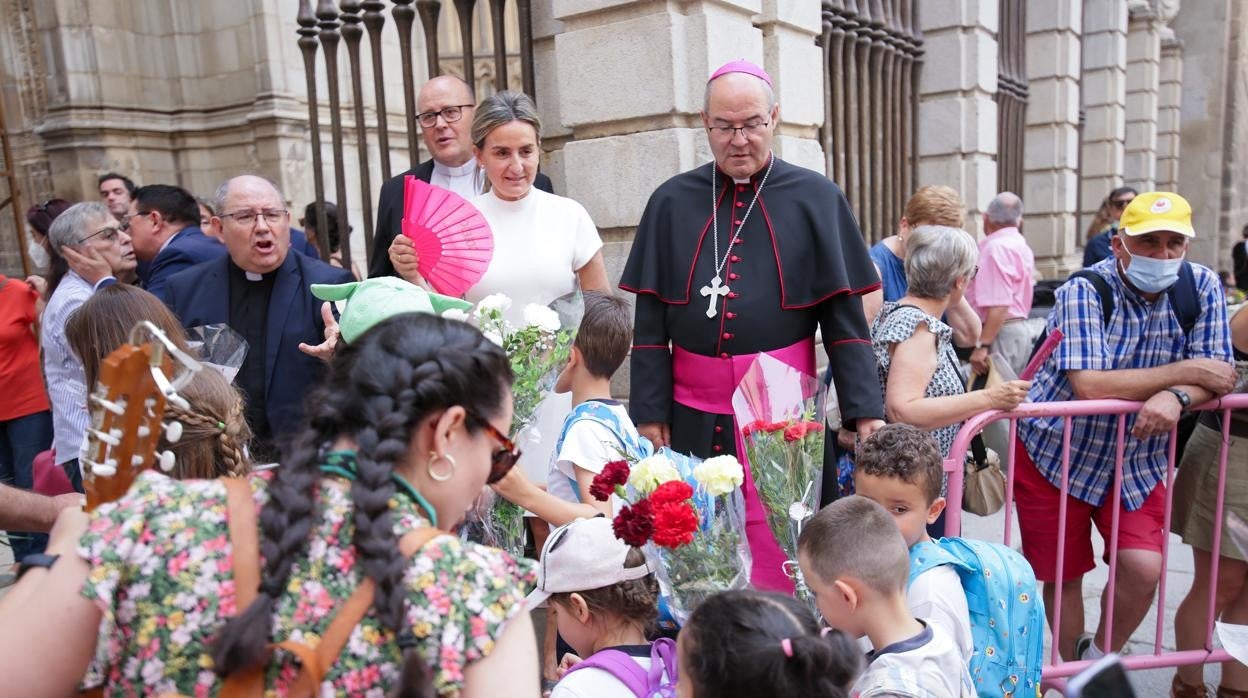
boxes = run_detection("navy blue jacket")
[288,227,318,257]
[143,226,226,303]
[164,251,353,438]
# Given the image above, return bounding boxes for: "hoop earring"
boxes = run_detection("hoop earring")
[427,451,456,482]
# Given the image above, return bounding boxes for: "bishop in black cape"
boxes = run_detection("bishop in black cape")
[619,154,885,590]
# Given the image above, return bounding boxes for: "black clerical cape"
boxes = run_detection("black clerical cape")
[620,156,884,590]
[620,156,884,456]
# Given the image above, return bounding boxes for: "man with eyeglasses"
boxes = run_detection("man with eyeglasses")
[619,60,885,593]
[368,75,553,280]
[164,175,353,461]
[40,202,138,491]
[123,184,225,303]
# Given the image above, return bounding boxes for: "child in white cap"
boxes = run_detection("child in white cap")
[527,517,676,698]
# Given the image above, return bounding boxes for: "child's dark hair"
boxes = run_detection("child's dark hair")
[855,423,943,504]
[681,590,860,698]
[574,291,632,379]
[211,313,512,698]
[549,547,658,633]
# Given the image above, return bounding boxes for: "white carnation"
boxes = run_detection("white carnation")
[483,329,505,347]
[522,303,562,333]
[693,455,745,497]
[475,293,512,315]
[441,308,470,322]
[629,454,682,496]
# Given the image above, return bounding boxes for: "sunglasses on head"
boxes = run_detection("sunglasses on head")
[467,413,521,484]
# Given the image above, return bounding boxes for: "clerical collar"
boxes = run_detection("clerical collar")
[733,177,750,184]
[433,159,477,177]
[229,260,276,283]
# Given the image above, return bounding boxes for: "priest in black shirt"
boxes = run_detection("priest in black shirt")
[166,175,352,461]
[620,61,885,592]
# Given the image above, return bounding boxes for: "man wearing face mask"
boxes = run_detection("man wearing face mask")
[1014,192,1237,663]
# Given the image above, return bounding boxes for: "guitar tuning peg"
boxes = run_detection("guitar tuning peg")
[163,421,183,443]
[90,459,118,477]
[131,455,145,467]
[158,451,177,472]
[137,426,151,439]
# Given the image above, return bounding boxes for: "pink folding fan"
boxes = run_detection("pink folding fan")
[400,176,494,297]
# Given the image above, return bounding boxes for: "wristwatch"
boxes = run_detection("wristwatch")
[1164,388,1192,410]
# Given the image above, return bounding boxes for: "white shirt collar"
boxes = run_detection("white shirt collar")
[433,159,477,177]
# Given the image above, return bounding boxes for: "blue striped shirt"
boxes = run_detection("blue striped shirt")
[1018,258,1232,509]
[41,272,94,466]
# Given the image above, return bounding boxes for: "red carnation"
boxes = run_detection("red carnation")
[649,480,693,506]
[651,500,699,548]
[590,460,631,501]
[612,499,654,547]
[784,423,804,441]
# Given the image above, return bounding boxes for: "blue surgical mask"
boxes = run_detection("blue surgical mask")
[1120,239,1183,293]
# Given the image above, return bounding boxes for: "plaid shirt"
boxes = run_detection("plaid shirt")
[1018,258,1232,509]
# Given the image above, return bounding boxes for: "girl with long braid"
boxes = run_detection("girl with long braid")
[0,313,539,697]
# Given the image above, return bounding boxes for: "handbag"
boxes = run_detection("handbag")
[963,435,1006,516]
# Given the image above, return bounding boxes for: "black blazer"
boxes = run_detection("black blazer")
[369,159,554,279]
[164,251,354,437]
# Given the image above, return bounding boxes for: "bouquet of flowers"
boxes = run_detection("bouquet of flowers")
[448,292,581,557]
[593,449,752,625]
[732,354,825,601]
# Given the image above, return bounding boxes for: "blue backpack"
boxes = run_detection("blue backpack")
[909,538,1045,698]
[562,638,678,698]
[553,401,652,502]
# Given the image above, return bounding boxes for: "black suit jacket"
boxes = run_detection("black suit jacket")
[369,159,554,278]
[164,251,354,437]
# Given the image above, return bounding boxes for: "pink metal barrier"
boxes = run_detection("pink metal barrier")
[941,393,1248,683]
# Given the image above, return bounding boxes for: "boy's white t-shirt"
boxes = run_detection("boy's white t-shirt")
[547,400,636,511]
[551,648,655,698]
[907,564,974,664]
[853,620,975,698]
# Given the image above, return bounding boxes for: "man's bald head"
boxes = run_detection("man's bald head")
[984,192,1023,232]
[703,71,776,114]
[418,75,477,168]
[701,71,779,181]
[213,175,291,274]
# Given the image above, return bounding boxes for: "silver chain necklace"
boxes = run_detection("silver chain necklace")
[701,153,774,318]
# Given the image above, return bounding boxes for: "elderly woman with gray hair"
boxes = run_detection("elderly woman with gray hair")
[871,224,1031,462]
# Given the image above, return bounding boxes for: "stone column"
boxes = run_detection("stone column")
[757,1,825,173]
[1123,0,1162,191]
[1155,30,1182,192]
[1079,0,1129,223]
[916,0,999,236]
[1024,0,1083,277]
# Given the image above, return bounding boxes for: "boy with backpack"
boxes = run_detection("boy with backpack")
[527,517,676,698]
[854,423,1045,698]
[1018,192,1235,661]
[490,290,650,524]
[799,495,973,697]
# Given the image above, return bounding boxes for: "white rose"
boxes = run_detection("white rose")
[693,455,745,497]
[475,293,513,315]
[629,454,682,495]
[441,308,470,322]
[522,303,562,333]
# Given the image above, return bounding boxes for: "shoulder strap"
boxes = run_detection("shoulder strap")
[649,637,678,688]
[564,649,651,698]
[219,477,265,698]
[218,474,446,698]
[1167,261,1199,337]
[1068,270,1114,327]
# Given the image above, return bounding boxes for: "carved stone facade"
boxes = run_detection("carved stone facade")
[2,0,1247,279]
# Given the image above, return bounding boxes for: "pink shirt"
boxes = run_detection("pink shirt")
[967,226,1034,320]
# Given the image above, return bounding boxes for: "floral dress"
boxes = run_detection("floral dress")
[871,302,966,459]
[77,469,535,697]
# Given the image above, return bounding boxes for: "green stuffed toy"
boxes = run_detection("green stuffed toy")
[311,277,474,344]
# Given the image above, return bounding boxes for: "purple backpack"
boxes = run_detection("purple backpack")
[562,638,678,698]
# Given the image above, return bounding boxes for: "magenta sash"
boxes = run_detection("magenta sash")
[671,338,815,593]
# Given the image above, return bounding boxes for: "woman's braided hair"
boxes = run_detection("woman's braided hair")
[210,314,513,697]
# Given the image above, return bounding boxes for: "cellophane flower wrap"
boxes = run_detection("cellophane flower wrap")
[731,354,825,603]
[592,449,752,625]
[456,292,583,558]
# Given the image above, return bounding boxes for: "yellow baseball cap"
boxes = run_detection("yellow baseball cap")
[1119,192,1195,238]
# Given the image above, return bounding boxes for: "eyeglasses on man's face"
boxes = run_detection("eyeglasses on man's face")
[417,104,474,128]
[707,120,771,140]
[80,223,124,244]
[219,209,289,228]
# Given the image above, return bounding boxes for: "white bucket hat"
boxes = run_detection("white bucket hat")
[524,517,654,609]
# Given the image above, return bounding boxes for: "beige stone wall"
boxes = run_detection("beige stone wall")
[1080,0,1129,227]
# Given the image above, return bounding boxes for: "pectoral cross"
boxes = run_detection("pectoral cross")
[700,275,730,318]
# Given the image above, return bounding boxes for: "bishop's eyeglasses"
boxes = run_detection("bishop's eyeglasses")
[707,120,771,140]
